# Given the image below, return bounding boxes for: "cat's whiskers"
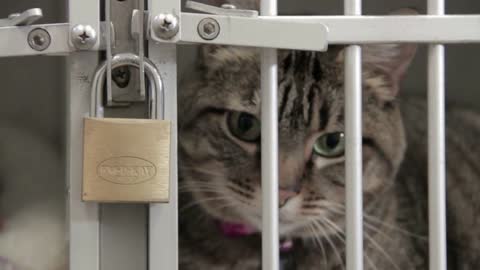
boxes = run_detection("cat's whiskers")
[319,202,427,241]
[179,166,226,178]
[180,196,235,213]
[310,219,346,270]
[363,231,401,270]
[306,223,328,268]
[318,214,401,270]
[226,184,255,200]
[320,218,378,270]
[179,180,227,192]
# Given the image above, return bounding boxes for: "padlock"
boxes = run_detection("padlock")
[82,53,170,203]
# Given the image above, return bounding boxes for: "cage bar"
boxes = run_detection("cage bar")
[148,0,180,269]
[67,1,101,270]
[138,0,146,99]
[427,0,447,269]
[105,0,112,105]
[260,0,279,269]
[344,0,364,269]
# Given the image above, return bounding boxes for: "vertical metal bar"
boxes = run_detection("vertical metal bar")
[139,0,146,99]
[67,0,100,270]
[344,0,363,270]
[148,0,179,269]
[260,0,279,269]
[106,0,113,104]
[428,0,447,269]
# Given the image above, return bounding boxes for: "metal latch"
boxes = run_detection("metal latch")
[144,1,329,51]
[133,1,259,42]
[105,0,148,107]
[184,1,258,17]
[0,8,43,27]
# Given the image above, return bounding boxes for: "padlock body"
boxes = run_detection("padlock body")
[83,117,170,202]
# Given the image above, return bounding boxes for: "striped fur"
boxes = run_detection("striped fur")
[178,44,480,269]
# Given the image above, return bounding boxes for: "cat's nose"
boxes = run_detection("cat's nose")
[279,186,300,207]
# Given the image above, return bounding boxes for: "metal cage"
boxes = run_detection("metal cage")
[2,0,477,269]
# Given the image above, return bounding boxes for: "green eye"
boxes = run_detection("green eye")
[227,112,261,142]
[313,132,345,158]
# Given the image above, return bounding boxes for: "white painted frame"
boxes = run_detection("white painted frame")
[67,1,100,270]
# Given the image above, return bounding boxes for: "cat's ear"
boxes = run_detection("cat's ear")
[362,42,417,82]
[361,8,418,98]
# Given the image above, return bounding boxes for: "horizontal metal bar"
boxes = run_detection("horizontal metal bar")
[185,1,258,17]
[4,14,480,58]
[179,13,480,48]
[0,23,71,57]
[180,13,328,51]
[0,23,108,57]
[303,15,480,44]
[0,8,43,27]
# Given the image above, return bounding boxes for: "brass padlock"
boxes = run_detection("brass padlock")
[83,53,170,203]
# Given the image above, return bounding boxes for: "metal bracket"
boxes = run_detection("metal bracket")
[105,0,147,107]
[0,8,43,27]
[185,1,258,17]
[146,1,328,51]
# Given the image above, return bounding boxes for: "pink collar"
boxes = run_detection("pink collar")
[217,221,294,252]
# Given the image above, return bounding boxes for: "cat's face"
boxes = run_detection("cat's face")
[179,44,416,238]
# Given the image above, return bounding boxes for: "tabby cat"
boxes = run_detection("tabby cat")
[178,7,480,270]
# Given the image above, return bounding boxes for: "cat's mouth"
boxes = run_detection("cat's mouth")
[217,220,294,252]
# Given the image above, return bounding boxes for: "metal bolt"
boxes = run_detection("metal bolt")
[152,13,179,40]
[221,4,237,9]
[27,28,51,51]
[198,18,220,40]
[71,24,97,50]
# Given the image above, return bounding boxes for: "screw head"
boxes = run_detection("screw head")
[28,28,51,51]
[112,66,131,88]
[152,13,179,40]
[71,24,97,50]
[198,18,220,40]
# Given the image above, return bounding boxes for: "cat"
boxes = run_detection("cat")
[177,9,480,270]
[0,124,65,270]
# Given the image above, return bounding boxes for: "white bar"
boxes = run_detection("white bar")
[260,0,279,270]
[344,0,363,270]
[0,24,73,57]
[179,14,480,48]
[106,0,113,105]
[0,22,110,58]
[138,0,146,98]
[180,13,328,51]
[428,0,447,270]
[2,14,480,57]
[67,0,100,270]
[148,0,179,269]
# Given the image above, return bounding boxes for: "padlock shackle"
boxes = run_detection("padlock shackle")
[90,53,164,119]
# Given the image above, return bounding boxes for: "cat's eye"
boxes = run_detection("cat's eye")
[313,132,345,158]
[227,112,260,142]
